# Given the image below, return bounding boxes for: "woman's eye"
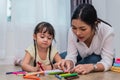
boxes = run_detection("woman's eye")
[81,29,86,31]
[72,27,77,30]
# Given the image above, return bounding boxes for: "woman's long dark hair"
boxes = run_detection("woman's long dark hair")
[72,4,112,32]
[33,22,55,69]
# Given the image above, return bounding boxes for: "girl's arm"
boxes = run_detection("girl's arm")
[39,52,62,70]
[54,52,62,62]
[21,51,39,72]
[52,52,63,69]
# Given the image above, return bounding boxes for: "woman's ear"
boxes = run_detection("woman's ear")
[95,21,98,25]
[33,34,37,40]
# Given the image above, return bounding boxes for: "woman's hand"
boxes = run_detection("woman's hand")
[71,64,94,74]
[54,59,74,72]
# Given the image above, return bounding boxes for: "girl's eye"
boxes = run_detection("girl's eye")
[40,36,44,38]
[48,37,52,40]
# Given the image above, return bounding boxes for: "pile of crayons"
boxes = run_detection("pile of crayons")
[6,69,79,80]
[5,61,79,79]
[6,62,79,80]
[111,58,120,72]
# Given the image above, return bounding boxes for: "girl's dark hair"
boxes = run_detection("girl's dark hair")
[33,22,55,69]
[72,4,111,31]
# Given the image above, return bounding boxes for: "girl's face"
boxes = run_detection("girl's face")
[35,32,53,49]
[71,19,94,42]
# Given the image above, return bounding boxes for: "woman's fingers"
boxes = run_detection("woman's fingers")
[54,59,65,69]
[55,59,74,72]
[72,64,93,74]
[65,60,74,71]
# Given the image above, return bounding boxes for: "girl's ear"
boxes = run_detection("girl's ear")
[33,34,37,40]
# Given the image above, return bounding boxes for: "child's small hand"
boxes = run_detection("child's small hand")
[37,62,45,71]
[33,64,40,72]
[41,64,52,70]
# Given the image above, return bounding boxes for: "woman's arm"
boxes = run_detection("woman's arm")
[100,27,115,71]
[65,28,78,64]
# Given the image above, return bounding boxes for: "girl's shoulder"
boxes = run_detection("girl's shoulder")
[26,44,34,50]
[25,44,35,55]
[51,45,58,52]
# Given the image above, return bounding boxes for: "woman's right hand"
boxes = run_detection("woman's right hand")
[55,59,74,72]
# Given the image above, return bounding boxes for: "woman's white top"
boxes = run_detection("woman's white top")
[65,22,115,71]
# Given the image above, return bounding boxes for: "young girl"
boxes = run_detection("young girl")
[21,22,62,72]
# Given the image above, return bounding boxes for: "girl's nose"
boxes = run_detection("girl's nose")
[44,37,48,41]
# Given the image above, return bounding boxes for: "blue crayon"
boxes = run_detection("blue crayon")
[55,74,62,79]
[6,70,24,75]
[6,72,13,74]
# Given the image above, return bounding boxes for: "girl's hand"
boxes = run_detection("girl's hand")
[71,64,94,74]
[40,63,52,70]
[36,62,46,71]
[34,63,41,71]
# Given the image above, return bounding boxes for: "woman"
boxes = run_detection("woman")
[57,4,115,74]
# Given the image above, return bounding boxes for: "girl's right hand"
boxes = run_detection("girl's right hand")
[35,63,41,71]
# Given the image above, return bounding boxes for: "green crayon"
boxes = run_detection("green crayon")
[59,73,78,78]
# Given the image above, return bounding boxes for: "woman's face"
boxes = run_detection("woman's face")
[71,19,94,42]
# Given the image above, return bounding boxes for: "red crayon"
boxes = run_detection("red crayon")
[37,62,44,71]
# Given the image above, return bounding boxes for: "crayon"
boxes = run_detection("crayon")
[55,74,62,79]
[6,70,26,75]
[46,69,63,75]
[65,76,79,80]
[25,69,63,76]
[6,72,13,74]
[12,71,27,75]
[59,73,78,78]
[37,62,44,71]
[23,75,40,80]
[25,71,44,76]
